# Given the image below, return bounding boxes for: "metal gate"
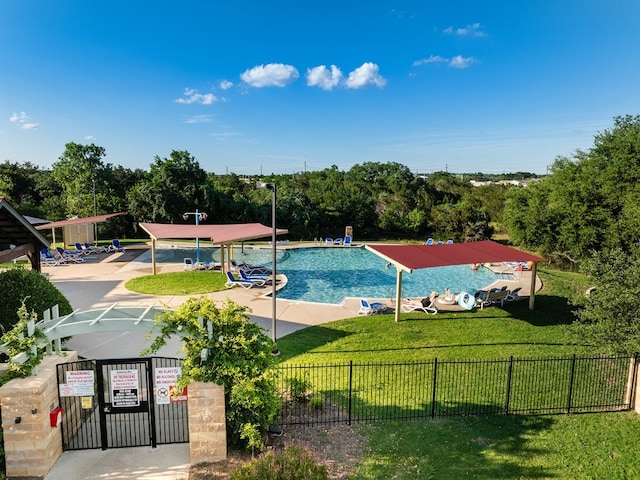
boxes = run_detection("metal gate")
[56,357,189,450]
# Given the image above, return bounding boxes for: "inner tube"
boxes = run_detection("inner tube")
[457,291,475,310]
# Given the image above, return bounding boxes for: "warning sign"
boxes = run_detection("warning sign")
[62,370,95,396]
[110,369,139,408]
[155,367,186,405]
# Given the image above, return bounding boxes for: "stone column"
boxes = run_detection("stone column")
[188,382,226,464]
[0,352,78,480]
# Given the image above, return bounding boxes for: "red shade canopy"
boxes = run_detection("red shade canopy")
[139,222,288,244]
[35,212,127,230]
[367,240,546,273]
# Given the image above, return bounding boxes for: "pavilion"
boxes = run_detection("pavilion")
[0,197,50,271]
[366,240,547,322]
[35,212,127,247]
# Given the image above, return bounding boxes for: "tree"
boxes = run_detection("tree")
[571,248,640,354]
[143,297,279,450]
[127,150,212,223]
[52,142,108,217]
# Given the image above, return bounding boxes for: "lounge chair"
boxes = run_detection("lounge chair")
[476,287,509,309]
[231,260,271,275]
[55,247,85,263]
[334,238,343,245]
[84,242,108,254]
[184,258,195,270]
[425,238,434,245]
[446,239,454,244]
[325,238,334,245]
[109,239,125,252]
[343,235,352,247]
[358,298,387,315]
[225,271,261,289]
[40,249,65,266]
[505,287,522,302]
[238,270,267,286]
[401,297,438,315]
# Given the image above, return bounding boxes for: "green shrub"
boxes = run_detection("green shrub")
[309,393,324,410]
[0,268,72,333]
[231,445,328,480]
[285,375,312,402]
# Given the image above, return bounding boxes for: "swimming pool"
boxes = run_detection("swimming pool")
[234,246,496,304]
[148,245,496,304]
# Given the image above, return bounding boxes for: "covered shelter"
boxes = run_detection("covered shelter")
[0,197,50,271]
[35,212,127,247]
[139,222,289,274]
[366,240,548,322]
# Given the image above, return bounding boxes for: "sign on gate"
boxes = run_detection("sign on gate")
[59,370,94,397]
[110,369,140,407]
[154,366,187,404]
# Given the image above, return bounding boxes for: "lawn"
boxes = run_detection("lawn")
[124,270,228,295]
[274,267,640,479]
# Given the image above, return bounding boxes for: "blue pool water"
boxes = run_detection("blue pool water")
[170,245,496,305]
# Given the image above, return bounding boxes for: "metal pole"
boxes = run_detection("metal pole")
[92,178,98,244]
[195,208,200,263]
[271,185,277,348]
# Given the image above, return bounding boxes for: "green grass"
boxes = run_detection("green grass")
[124,270,228,295]
[274,266,640,479]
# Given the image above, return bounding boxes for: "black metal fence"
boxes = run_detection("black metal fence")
[277,355,636,426]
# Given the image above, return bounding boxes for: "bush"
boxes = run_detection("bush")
[285,375,312,402]
[0,268,72,333]
[231,445,328,480]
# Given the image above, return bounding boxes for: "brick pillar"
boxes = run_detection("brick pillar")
[188,382,226,464]
[0,352,78,480]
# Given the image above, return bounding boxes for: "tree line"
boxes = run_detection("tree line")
[1,148,529,243]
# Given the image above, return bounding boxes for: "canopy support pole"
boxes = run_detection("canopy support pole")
[394,269,403,323]
[151,238,157,275]
[528,262,537,310]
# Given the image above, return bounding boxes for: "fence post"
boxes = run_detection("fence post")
[348,360,353,426]
[626,353,639,411]
[431,358,438,419]
[566,354,577,414]
[505,356,514,415]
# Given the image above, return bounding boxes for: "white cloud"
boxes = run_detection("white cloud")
[84,135,96,141]
[240,63,299,87]
[182,114,213,124]
[306,65,343,90]
[412,55,447,67]
[175,88,219,105]
[9,111,39,130]
[412,55,477,69]
[444,23,485,37]
[449,55,476,68]
[219,80,233,90]
[345,62,387,89]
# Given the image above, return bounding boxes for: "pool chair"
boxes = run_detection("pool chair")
[401,297,438,315]
[505,287,522,302]
[238,270,267,286]
[343,235,352,247]
[109,239,125,252]
[184,258,195,270]
[334,238,343,245]
[40,249,65,266]
[84,242,108,254]
[425,238,434,245]
[225,271,261,289]
[231,260,271,275]
[54,247,85,263]
[325,238,334,245]
[446,239,454,244]
[358,298,387,315]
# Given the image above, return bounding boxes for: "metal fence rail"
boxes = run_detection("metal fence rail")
[277,355,636,426]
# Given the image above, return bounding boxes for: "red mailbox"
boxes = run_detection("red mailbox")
[49,407,63,427]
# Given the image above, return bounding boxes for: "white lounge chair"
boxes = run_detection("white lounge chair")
[358,298,387,315]
[225,271,260,289]
[401,297,438,315]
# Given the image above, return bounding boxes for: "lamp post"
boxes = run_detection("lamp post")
[256,181,278,352]
[92,177,98,244]
[183,209,208,263]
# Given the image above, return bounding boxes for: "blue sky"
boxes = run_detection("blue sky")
[2,1,639,175]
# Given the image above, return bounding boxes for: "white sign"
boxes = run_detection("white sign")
[62,370,95,396]
[110,369,139,407]
[155,366,182,405]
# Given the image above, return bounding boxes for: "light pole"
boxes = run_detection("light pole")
[256,181,278,352]
[183,209,208,263]
[92,177,98,244]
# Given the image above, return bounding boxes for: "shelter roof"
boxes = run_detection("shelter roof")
[35,212,127,230]
[0,197,50,264]
[367,240,547,273]
[139,222,288,244]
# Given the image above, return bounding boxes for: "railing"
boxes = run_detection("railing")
[277,355,636,426]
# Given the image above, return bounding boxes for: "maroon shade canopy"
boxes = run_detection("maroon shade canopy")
[139,222,288,244]
[367,240,547,321]
[35,212,127,230]
[367,240,547,273]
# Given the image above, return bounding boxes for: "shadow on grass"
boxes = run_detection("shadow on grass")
[277,326,352,361]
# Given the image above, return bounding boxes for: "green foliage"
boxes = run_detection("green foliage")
[231,445,328,480]
[285,375,312,402]
[0,268,72,333]
[309,393,324,410]
[570,248,640,354]
[143,297,279,450]
[504,115,640,262]
[0,302,46,381]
